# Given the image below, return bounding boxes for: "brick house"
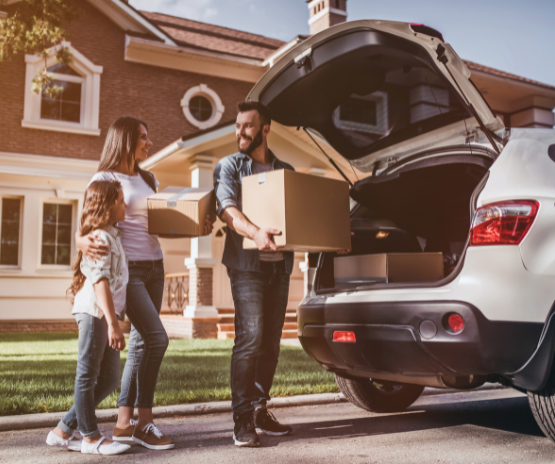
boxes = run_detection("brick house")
[1,0,554,337]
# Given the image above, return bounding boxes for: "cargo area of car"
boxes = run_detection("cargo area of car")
[315,152,494,292]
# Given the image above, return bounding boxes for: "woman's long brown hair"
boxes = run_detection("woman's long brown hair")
[67,180,122,303]
[97,116,156,192]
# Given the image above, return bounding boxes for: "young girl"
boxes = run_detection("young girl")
[46,180,131,455]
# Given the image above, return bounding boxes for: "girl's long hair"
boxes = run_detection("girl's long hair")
[67,180,122,302]
[97,116,156,192]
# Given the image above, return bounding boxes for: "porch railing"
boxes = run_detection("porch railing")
[164,272,189,315]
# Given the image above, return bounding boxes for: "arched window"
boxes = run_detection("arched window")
[22,42,103,136]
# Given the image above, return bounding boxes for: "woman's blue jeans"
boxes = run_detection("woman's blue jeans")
[228,260,290,420]
[58,314,120,438]
[117,259,168,409]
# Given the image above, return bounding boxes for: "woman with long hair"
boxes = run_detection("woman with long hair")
[48,180,131,455]
[77,116,213,450]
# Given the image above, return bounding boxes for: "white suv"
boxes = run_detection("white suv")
[248,21,555,441]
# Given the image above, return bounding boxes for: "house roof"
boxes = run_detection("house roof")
[140,11,285,61]
[464,60,555,92]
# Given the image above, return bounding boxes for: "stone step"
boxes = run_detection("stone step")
[217,315,297,323]
[217,329,298,341]
[217,322,297,333]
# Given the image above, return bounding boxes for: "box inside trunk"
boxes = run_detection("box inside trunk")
[316,154,493,292]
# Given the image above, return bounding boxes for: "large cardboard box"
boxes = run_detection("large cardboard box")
[147,187,216,237]
[334,252,444,286]
[242,170,351,252]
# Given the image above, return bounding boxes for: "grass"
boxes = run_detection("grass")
[0,332,338,416]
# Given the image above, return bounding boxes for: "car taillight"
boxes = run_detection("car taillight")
[470,200,539,246]
[447,314,465,333]
[333,331,356,343]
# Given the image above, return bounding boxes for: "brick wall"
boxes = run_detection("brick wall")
[0,0,253,160]
[188,267,214,307]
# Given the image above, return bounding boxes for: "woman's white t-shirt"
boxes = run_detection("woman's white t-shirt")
[89,171,163,261]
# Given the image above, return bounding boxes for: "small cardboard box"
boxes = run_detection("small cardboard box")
[147,187,216,237]
[334,252,444,286]
[242,169,351,252]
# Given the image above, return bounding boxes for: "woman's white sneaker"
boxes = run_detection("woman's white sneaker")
[46,430,82,451]
[81,436,131,455]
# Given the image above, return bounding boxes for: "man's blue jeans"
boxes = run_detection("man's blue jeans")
[117,259,168,409]
[58,314,120,438]
[228,260,290,420]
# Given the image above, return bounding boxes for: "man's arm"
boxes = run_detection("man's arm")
[220,206,282,252]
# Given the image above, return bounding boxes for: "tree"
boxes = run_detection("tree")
[0,0,80,97]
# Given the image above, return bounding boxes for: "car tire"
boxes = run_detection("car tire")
[335,374,425,413]
[528,383,555,442]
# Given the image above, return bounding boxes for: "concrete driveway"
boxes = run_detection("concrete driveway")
[1,388,553,464]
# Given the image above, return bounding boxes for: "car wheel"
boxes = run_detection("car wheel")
[335,374,425,413]
[528,382,555,442]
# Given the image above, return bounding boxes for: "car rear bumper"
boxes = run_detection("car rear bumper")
[298,300,543,380]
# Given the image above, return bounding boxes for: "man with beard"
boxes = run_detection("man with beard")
[213,101,294,447]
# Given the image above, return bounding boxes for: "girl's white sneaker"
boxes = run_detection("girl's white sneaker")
[46,430,82,451]
[81,436,131,455]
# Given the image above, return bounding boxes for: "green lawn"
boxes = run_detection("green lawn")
[0,333,338,416]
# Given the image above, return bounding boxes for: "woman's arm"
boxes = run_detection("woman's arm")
[75,231,110,262]
[93,279,125,351]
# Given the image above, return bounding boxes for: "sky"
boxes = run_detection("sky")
[129,0,555,87]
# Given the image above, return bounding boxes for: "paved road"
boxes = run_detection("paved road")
[1,388,553,463]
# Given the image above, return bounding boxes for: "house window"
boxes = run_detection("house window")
[181,84,225,130]
[22,42,103,136]
[41,203,73,265]
[189,95,213,122]
[0,198,22,266]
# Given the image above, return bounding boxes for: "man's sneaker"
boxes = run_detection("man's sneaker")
[233,416,260,447]
[132,423,175,450]
[254,409,292,436]
[112,419,136,442]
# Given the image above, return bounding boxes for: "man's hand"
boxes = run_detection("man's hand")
[336,231,355,255]
[75,231,109,262]
[252,228,283,252]
[108,322,126,351]
[203,214,215,236]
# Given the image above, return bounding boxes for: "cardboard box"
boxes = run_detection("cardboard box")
[242,170,351,252]
[334,252,444,286]
[147,187,216,237]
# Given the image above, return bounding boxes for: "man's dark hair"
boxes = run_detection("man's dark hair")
[237,101,272,126]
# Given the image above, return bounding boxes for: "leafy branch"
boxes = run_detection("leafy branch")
[0,0,80,98]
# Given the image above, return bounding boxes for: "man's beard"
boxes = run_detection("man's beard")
[237,127,263,155]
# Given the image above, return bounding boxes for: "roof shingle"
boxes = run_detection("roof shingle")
[140,11,284,61]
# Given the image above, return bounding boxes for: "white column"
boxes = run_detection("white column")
[184,154,218,318]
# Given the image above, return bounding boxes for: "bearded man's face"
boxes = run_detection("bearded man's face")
[236,110,266,155]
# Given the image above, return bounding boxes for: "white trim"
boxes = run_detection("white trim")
[22,42,103,136]
[0,11,8,19]
[124,35,265,83]
[309,7,347,25]
[181,84,225,130]
[21,120,101,136]
[86,0,176,46]
[140,124,236,171]
[0,152,98,181]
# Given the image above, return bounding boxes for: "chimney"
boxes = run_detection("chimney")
[307,0,347,35]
